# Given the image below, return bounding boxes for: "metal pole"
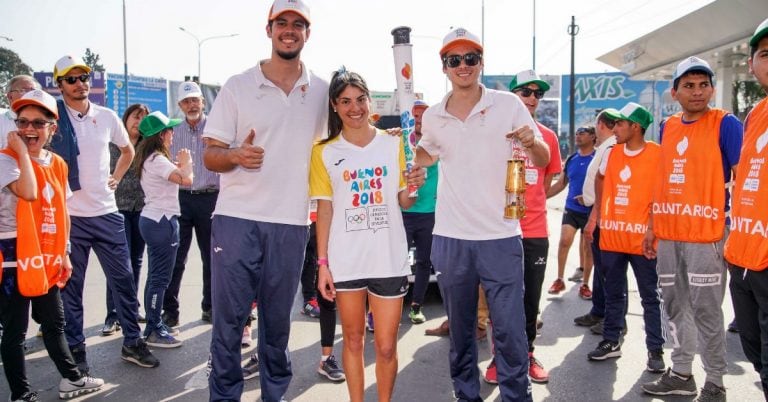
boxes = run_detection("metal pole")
[481,0,485,82]
[568,16,579,154]
[532,0,536,70]
[197,43,201,82]
[122,0,129,106]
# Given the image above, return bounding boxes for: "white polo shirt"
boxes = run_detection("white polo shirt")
[419,85,541,241]
[140,152,180,222]
[204,62,328,225]
[582,136,616,207]
[65,103,130,217]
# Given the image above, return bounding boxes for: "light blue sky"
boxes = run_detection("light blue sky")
[2,0,712,103]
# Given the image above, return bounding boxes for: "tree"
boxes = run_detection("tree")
[0,47,33,108]
[732,79,764,121]
[83,48,105,72]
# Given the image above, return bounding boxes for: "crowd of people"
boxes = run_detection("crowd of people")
[1,1,768,401]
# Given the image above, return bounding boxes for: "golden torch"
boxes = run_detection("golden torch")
[505,142,526,219]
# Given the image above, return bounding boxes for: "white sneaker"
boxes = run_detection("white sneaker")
[59,375,104,399]
[241,325,252,347]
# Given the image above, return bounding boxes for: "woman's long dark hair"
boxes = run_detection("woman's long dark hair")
[321,66,371,144]
[122,103,149,146]
[132,129,171,179]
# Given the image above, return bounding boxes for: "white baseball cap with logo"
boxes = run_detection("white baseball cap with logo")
[672,56,714,82]
[177,81,203,101]
[440,27,483,56]
[12,89,60,119]
[268,0,311,25]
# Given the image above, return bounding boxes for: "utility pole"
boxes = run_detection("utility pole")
[568,16,579,154]
[122,0,129,107]
[532,0,536,70]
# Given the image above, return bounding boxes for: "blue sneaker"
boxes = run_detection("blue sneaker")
[145,330,182,349]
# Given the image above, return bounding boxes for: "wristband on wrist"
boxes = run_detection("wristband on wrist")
[317,257,329,266]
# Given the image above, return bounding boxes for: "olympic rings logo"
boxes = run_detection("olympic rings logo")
[347,213,367,223]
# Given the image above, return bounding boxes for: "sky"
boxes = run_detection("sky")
[1,0,714,103]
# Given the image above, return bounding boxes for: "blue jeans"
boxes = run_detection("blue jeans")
[432,235,531,402]
[590,227,606,318]
[139,215,179,335]
[106,210,145,324]
[208,216,308,402]
[601,250,664,350]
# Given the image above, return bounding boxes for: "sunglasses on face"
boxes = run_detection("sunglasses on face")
[15,118,55,129]
[443,53,482,68]
[603,120,616,129]
[57,74,90,85]
[514,87,545,99]
[576,129,594,135]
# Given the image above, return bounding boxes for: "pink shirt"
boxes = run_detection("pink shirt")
[520,122,562,238]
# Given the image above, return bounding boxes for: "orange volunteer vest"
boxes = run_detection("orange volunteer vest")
[0,149,69,296]
[600,142,661,255]
[724,98,768,270]
[653,109,728,242]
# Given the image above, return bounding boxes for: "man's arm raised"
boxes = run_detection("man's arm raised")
[204,129,264,173]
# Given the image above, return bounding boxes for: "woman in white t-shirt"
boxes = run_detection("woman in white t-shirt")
[133,111,192,349]
[309,68,423,402]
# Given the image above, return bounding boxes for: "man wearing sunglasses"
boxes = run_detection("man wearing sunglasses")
[49,55,159,374]
[1,75,41,148]
[482,69,562,385]
[416,27,550,402]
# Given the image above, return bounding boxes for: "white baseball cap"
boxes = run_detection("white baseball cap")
[751,17,768,47]
[268,0,311,25]
[672,56,714,82]
[440,27,482,56]
[177,81,203,101]
[12,89,59,119]
[53,55,91,82]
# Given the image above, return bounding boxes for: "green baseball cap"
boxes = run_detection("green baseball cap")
[751,17,768,47]
[508,69,550,92]
[139,111,182,138]
[604,102,653,130]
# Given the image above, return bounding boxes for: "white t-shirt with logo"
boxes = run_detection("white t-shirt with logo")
[204,62,328,225]
[309,131,410,283]
[419,85,542,240]
[140,152,180,222]
[65,103,130,217]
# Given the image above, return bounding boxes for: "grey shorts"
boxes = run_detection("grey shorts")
[335,276,409,298]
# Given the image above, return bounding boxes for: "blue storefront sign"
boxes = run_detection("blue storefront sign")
[106,74,168,118]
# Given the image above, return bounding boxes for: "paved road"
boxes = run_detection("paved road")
[2,192,763,401]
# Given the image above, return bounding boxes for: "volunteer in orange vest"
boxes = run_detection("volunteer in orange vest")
[642,57,743,399]
[0,90,104,401]
[584,103,665,375]
[723,17,768,400]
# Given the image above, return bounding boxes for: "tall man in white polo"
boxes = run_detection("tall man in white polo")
[163,81,219,327]
[202,1,327,400]
[50,56,158,372]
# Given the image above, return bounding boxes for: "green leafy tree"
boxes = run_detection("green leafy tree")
[83,48,105,72]
[0,47,33,108]
[733,79,764,120]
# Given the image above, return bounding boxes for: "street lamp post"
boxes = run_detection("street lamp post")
[178,27,238,83]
